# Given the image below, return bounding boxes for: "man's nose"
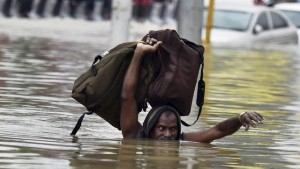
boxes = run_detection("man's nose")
[164,129,171,137]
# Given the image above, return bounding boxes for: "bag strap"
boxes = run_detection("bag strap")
[181,62,205,126]
[70,111,94,136]
[181,107,203,126]
[179,39,205,126]
[91,55,102,75]
[70,54,102,136]
[196,63,205,108]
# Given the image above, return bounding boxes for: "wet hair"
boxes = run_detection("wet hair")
[142,106,181,139]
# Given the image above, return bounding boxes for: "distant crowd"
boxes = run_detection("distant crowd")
[0,0,178,24]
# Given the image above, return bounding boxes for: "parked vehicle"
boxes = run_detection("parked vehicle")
[202,5,299,47]
[274,3,300,45]
[204,0,269,8]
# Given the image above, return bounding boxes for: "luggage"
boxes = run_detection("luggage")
[142,29,205,126]
[70,29,205,136]
[71,42,156,135]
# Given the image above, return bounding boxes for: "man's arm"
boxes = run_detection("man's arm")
[120,38,161,138]
[183,112,264,143]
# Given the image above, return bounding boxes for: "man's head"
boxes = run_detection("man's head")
[143,106,181,140]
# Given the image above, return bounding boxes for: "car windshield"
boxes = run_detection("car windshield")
[203,9,253,31]
[280,10,300,28]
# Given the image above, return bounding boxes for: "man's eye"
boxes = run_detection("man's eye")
[159,126,164,131]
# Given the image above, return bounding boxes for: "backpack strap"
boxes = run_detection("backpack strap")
[70,111,94,136]
[70,54,103,136]
[91,55,102,75]
[179,39,205,126]
[181,62,205,126]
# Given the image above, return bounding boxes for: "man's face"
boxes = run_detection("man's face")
[150,111,179,140]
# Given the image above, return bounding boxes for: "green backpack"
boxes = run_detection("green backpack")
[70,42,157,135]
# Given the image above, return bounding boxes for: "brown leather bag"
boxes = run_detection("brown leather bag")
[142,29,205,126]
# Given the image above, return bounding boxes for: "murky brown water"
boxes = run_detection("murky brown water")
[0,34,300,169]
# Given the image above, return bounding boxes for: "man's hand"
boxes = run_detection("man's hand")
[240,112,264,131]
[137,35,162,54]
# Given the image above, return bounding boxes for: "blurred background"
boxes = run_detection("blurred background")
[1,0,300,47]
[0,0,176,22]
[0,0,298,21]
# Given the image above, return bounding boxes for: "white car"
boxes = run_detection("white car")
[202,6,299,47]
[274,3,300,45]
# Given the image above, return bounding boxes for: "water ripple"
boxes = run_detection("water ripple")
[0,36,300,168]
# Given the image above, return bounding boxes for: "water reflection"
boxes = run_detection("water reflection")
[0,35,300,168]
[68,139,243,169]
[201,46,300,168]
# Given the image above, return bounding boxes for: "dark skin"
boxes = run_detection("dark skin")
[150,111,179,140]
[121,36,264,143]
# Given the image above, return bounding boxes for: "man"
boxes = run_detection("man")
[120,36,264,143]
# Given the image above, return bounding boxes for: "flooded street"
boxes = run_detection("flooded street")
[0,19,300,169]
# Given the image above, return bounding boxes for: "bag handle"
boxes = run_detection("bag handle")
[181,63,205,127]
[178,39,205,126]
[91,55,102,76]
[196,63,205,108]
[70,111,94,136]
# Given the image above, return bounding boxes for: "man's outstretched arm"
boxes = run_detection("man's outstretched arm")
[120,38,161,138]
[183,112,264,143]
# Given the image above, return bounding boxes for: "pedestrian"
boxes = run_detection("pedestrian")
[101,0,111,20]
[18,0,34,18]
[84,0,95,20]
[132,0,152,22]
[2,0,14,17]
[52,0,64,17]
[69,0,84,18]
[150,0,163,24]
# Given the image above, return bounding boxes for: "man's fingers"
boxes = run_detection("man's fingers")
[248,112,263,124]
[240,112,264,131]
[242,112,265,129]
[149,38,158,45]
[146,36,150,44]
[150,41,162,51]
[140,41,162,53]
[146,36,158,46]
[151,38,158,44]
[251,112,264,124]
[256,112,265,121]
[243,115,256,127]
[245,124,250,131]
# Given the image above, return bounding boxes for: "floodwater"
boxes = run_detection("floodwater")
[0,20,300,169]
